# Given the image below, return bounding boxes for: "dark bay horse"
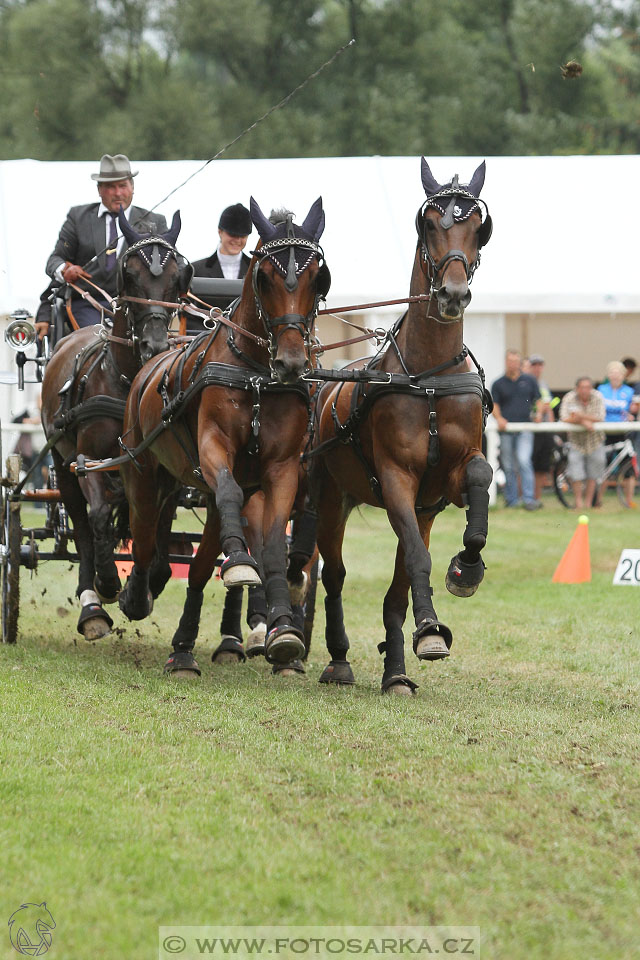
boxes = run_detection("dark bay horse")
[40,210,191,639]
[117,197,330,676]
[310,159,493,694]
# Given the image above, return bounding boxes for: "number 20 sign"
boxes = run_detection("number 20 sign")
[613,549,640,586]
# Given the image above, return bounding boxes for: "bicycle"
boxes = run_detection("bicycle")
[552,434,639,509]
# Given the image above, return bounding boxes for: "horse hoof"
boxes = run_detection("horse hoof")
[93,575,121,605]
[288,570,309,606]
[81,617,112,641]
[220,552,261,588]
[222,564,261,588]
[164,651,201,677]
[118,589,154,621]
[415,635,450,660]
[318,660,356,686]
[245,622,267,658]
[212,635,246,664]
[445,555,485,598]
[214,651,243,664]
[272,659,306,678]
[381,674,418,696]
[384,682,415,696]
[77,602,113,640]
[264,626,306,665]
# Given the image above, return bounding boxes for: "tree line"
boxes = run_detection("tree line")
[0,0,638,161]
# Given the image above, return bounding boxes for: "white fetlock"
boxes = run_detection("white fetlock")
[80,589,101,607]
[245,622,267,657]
[288,570,309,606]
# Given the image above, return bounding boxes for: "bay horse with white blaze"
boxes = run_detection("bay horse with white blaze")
[117,197,330,676]
[309,159,493,694]
[40,210,190,639]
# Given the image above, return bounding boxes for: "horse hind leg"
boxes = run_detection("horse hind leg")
[446,456,492,598]
[314,475,355,687]
[380,545,418,696]
[211,585,247,664]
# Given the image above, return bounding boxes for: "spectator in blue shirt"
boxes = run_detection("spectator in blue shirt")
[491,349,542,510]
[598,361,638,426]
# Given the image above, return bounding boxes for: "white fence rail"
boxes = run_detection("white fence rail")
[485,420,640,505]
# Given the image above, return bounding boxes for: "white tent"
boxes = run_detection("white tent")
[2,154,639,312]
[0,154,639,423]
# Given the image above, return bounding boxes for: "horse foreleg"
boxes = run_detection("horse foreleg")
[214,468,261,588]
[446,455,492,598]
[118,465,164,622]
[242,491,267,659]
[53,452,112,640]
[260,468,306,667]
[383,479,453,663]
[165,503,220,677]
[82,475,121,604]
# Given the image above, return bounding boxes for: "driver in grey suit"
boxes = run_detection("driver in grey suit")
[42,153,167,330]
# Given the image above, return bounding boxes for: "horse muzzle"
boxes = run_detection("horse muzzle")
[436,283,471,320]
[136,312,171,364]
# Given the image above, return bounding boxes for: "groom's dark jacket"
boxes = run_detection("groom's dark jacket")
[46,203,168,300]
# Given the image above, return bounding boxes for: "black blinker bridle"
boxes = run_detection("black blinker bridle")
[115,236,183,359]
[251,215,329,373]
[415,175,492,301]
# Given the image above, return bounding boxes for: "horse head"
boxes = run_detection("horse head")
[418,159,492,321]
[249,196,330,384]
[117,208,192,363]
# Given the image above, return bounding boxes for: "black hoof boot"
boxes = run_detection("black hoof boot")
[77,603,113,640]
[164,649,201,677]
[319,660,356,686]
[381,674,418,696]
[118,584,153,620]
[211,635,246,664]
[445,554,486,598]
[412,618,453,661]
[264,624,306,665]
[272,659,306,677]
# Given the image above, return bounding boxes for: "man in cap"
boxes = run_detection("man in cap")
[41,153,167,330]
[527,353,557,502]
[189,203,252,328]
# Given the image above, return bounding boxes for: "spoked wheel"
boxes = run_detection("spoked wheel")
[46,466,69,555]
[1,456,23,644]
[552,455,575,509]
[617,459,638,509]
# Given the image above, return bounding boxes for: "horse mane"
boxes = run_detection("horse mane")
[269,208,294,226]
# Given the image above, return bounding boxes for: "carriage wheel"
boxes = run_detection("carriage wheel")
[46,466,69,555]
[1,456,23,644]
[616,459,638,509]
[552,455,575,509]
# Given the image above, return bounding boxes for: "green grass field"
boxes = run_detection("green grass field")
[1,495,639,960]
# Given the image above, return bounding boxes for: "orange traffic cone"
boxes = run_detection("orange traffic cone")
[552,514,591,583]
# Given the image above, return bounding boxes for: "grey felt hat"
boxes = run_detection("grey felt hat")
[91,154,138,182]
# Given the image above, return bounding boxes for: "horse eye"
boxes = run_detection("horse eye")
[425,219,436,232]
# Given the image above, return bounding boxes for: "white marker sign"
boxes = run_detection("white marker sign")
[613,549,640,585]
